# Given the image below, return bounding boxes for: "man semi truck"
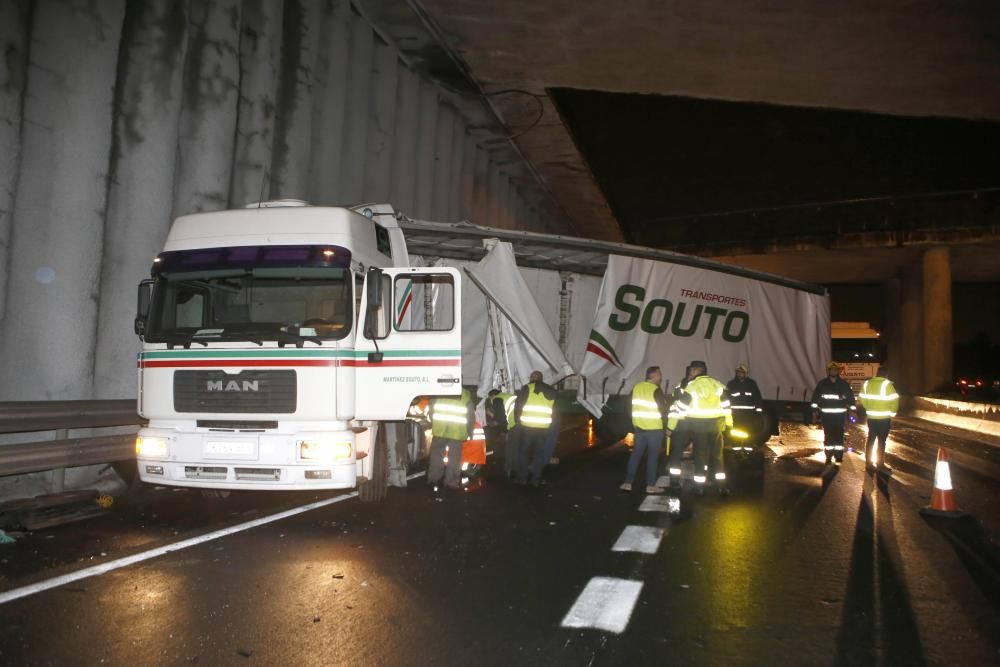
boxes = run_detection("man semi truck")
[133,201,462,501]
[133,201,829,500]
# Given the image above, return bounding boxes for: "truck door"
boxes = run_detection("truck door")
[354,267,463,420]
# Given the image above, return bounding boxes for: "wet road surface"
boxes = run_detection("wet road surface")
[1,418,998,666]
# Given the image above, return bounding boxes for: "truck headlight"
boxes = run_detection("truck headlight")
[298,440,353,461]
[136,435,169,458]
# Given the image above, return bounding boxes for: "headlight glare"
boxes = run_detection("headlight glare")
[136,435,169,458]
[298,440,353,461]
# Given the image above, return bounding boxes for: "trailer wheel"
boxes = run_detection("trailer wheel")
[359,426,388,503]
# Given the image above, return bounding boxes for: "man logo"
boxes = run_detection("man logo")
[207,380,260,392]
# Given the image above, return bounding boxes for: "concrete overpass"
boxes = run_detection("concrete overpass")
[1,0,998,403]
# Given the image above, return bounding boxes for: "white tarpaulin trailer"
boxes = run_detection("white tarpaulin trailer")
[400,217,830,416]
[577,255,830,416]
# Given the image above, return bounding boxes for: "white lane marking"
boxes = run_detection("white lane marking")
[611,525,666,554]
[655,475,671,487]
[638,495,675,512]
[561,577,644,634]
[0,471,425,606]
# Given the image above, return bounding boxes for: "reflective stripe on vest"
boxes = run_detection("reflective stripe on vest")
[859,377,898,418]
[631,381,663,430]
[432,389,471,440]
[498,393,516,429]
[522,383,555,429]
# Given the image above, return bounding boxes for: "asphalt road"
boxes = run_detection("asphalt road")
[1,418,998,666]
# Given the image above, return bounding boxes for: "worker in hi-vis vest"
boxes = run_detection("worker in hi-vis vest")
[665,363,698,488]
[810,362,856,464]
[858,367,899,475]
[428,387,476,490]
[667,360,733,496]
[513,370,557,487]
[620,365,668,494]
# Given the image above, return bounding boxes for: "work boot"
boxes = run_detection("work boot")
[645,485,663,495]
[619,482,632,492]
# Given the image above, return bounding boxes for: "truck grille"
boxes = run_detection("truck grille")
[174,370,297,414]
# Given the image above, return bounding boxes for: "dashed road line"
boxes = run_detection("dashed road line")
[638,494,679,512]
[611,525,666,554]
[561,577,645,634]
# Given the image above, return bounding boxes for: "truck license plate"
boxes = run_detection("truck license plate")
[205,440,256,457]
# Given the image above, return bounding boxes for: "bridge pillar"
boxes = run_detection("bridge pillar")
[922,247,953,393]
[897,259,925,394]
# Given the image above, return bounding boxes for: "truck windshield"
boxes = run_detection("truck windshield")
[145,245,354,344]
[832,338,883,363]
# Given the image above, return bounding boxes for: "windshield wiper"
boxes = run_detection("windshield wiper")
[273,330,322,348]
[161,333,208,349]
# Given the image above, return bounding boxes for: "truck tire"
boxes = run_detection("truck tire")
[359,426,388,503]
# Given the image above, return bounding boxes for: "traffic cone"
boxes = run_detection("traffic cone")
[920,448,966,518]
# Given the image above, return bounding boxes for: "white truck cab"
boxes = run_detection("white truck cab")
[133,202,462,497]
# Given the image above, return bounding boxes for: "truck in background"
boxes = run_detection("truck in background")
[831,321,882,393]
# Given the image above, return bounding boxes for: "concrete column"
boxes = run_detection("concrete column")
[447,114,465,222]
[880,276,901,377]
[389,64,419,215]
[413,82,438,218]
[431,106,455,220]
[363,40,399,201]
[898,259,924,394]
[0,0,30,321]
[922,247,953,393]
[472,145,490,223]
[459,133,477,221]
[0,0,125,401]
[308,0,351,204]
[94,0,190,398]
[486,160,501,228]
[270,0,322,201]
[340,13,373,204]
[173,0,241,216]
[230,0,283,207]
[497,171,510,229]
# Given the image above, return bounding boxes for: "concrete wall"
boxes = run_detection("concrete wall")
[0,0,555,402]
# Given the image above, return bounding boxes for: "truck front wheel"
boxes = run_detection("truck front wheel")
[359,426,388,503]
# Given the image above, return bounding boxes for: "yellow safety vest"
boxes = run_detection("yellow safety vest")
[667,375,733,430]
[431,389,472,440]
[497,392,516,430]
[858,377,898,419]
[631,381,664,430]
[520,382,555,430]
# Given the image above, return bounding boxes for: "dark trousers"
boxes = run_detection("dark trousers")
[428,436,462,488]
[517,427,548,484]
[625,428,663,487]
[666,427,692,476]
[865,418,891,467]
[692,428,725,486]
[820,413,846,461]
[505,426,522,475]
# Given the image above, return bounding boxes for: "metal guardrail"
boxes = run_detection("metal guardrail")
[0,400,140,477]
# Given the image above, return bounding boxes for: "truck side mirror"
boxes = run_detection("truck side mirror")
[366,267,383,309]
[363,267,388,340]
[134,279,154,337]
